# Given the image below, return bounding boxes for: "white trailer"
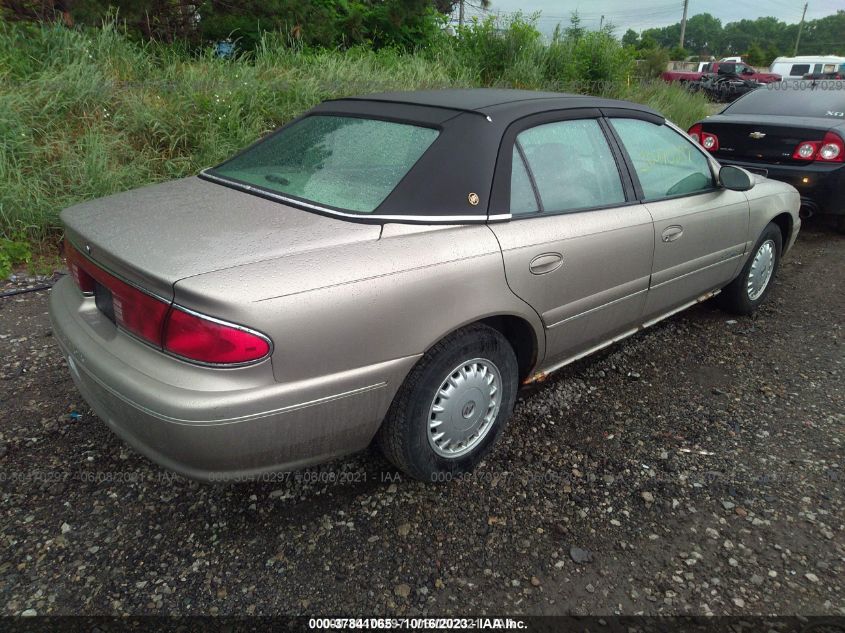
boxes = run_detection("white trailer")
[770,55,845,79]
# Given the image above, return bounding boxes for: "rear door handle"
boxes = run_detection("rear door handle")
[662,225,684,242]
[529,252,563,275]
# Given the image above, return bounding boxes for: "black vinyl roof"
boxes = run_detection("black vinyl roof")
[324,88,662,122]
[208,89,666,223]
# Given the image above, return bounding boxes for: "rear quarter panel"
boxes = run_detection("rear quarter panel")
[173,224,545,386]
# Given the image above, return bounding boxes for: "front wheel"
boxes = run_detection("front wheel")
[377,324,518,482]
[718,222,782,315]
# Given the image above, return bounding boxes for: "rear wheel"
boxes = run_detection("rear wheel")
[718,222,782,315]
[377,324,518,482]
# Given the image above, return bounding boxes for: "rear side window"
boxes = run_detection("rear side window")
[510,148,540,214]
[512,119,625,214]
[611,119,714,200]
[209,115,439,213]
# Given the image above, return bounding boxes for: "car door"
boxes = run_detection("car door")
[607,116,749,322]
[487,110,655,369]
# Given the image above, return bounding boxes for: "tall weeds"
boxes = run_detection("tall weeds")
[0,17,711,240]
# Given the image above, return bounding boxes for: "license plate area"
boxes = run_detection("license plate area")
[94,281,116,324]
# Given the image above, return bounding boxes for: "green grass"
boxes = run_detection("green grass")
[0,19,711,242]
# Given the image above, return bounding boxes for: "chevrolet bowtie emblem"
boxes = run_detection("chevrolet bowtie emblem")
[749,131,766,139]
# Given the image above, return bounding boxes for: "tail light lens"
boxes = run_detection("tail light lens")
[688,123,702,143]
[791,131,844,162]
[64,240,169,346]
[688,123,719,151]
[163,308,271,365]
[110,278,171,345]
[63,240,271,365]
[65,241,96,294]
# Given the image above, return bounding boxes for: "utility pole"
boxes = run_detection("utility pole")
[599,15,604,30]
[459,0,465,27]
[794,2,808,56]
[679,0,689,49]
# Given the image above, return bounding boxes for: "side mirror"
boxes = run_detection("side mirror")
[719,165,755,191]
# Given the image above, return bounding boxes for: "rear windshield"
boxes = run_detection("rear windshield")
[724,85,845,118]
[209,115,439,213]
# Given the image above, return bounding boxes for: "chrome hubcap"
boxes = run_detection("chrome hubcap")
[747,239,776,301]
[427,358,502,458]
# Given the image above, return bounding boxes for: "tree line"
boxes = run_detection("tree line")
[622,11,845,64]
[1,0,462,50]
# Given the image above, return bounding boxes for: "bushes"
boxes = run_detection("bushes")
[0,17,711,241]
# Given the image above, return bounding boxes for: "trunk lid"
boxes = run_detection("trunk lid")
[61,176,381,299]
[704,114,838,165]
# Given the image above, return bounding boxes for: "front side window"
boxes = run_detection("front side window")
[611,119,714,201]
[209,115,439,213]
[511,119,626,214]
[790,64,810,76]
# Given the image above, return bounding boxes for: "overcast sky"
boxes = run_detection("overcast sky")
[463,1,842,35]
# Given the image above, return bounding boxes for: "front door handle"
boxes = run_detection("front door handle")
[529,252,563,275]
[662,225,684,242]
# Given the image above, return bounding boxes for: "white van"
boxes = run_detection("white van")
[770,55,845,79]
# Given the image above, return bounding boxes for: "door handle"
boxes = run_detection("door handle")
[662,225,684,242]
[529,252,563,275]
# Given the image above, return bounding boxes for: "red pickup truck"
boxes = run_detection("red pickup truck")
[662,61,781,84]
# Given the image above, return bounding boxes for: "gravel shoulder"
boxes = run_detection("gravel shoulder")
[0,225,843,617]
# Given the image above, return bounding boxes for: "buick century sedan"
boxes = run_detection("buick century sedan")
[50,89,800,482]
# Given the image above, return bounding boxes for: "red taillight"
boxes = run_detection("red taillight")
[688,123,718,151]
[65,241,96,294]
[110,279,170,345]
[701,133,719,151]
[688,123,702,143]
[163,307,271,365]
[64,240,169,346]
[791,131,844,162]
[64,240,271,365]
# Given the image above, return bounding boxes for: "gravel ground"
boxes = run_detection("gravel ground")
[0,224,842,618]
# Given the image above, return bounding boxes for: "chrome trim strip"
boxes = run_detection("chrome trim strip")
[536,327,641,379]
[530,288,721,382]
[649,252,743,290]
[67,239,274,369]
[641,289,720,328]
[68,238,171,303]
[164,304,275,368]
[546,288,648,330]
[200,170,499,224]
[67,351,387,426]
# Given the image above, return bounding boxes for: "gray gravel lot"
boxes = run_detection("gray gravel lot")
[0,225,843,617]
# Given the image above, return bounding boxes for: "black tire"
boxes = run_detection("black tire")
[377,324,518,482]
[718,222,782,316]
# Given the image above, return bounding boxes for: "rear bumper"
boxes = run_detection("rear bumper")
[718,158,845,216]
[49,276,417,481]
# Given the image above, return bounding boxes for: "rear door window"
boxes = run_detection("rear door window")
[511,119,626,214]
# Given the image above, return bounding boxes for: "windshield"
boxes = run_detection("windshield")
[208,115,440,213]
[724,84,845,118]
